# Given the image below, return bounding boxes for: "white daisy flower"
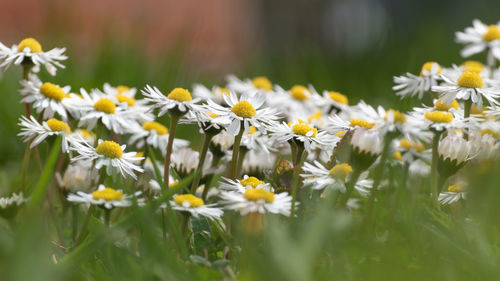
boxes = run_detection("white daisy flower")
[164,194,223,220]
[218,175,272,193]
[219,188,293,216]
[0,193,28,209]
[226,75,275,94]
[393,62,443,99]
[241,149,276,175]
[438,134,480,171]
[56,161,98,193]
[19,74,73,120]
[432,71,500,109]
[67,185,141,209]
[438,184,466,205]
[18,116,74,152]
[192,83,233,104]
[268,120,336,151]
[455,19,500,65]
[182,107,230,134]
[351,127,384,155]
[317,89,350,113]
[70,138,144,179]
[406,108,468,133]
[270,85,320,121]
[206,92,279,135]
[101,83,153,122]
[128,121,189,155]
[170,147,215,177]
[142,85,200,116]
[241,125,273,152]
[0,38,67,75]
[301,161,353,191]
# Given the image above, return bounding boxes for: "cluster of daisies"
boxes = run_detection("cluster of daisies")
[1,19,500,239]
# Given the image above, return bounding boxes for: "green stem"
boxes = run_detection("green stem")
[236,148,248,177]
[230,124,245,180]
[290,147,307,220]
[201,155,221,200]
[338,169,362,207]
[430,132,441,210]
[72,205,79,244]
[104,209,111,227]
[164,115,181,190]
[365,136,393,215]
[74,205,95,248]
[464,99,472,140]
[190,133,214,193]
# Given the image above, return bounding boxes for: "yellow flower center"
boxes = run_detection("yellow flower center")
[329,163,353,181]
[393,151,403,161]
[167,88,192,102]
[420,62,442,76]
[94,98,116,114]
[244,188,275,203]
[219,88,231,96]
[328,91,348,105]
[92,187,124,201]
[96,141,123,158]
[471,105,485,115]
[116,85,131,93]
[483,25,500,42]
[447,184,462,193]
[78,129,94,138]
[142,121,168,135]
[46,118,71,134]
[307,110,323,123]
[251,76,273,91]
[480,129,499,137]
[399,139,425,153]
[169,181,179,188]
[231,101,256,118]
[40,82,67,101]
[336,130,346,138]
[424,111,454,123]
[240,176,265,188]
[135,151,144,158]
[434,99,459,111]
[115,94,135,106]
[290,85,310,101]
[247,126,257,135]
[350,118,376,129]
[173,194,204,207]
[292,123,318,137]
[17,38,42,53]
[456,71,484,88]
[384,109,406,123]
[462,60,484,73]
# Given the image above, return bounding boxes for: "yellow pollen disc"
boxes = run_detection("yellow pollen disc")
[40,82,67,101]
[483,25,500,42]
[447,184,461,193]
[231,101,256,118]
[240,176,265,188]
[115,85,131,93]
[384,109,406,123]
[456,71,484,88]
[247,126,257,135]
[350,118,376,129]
[393,151,403,161]
[173,194,204,207]
[480,129,499,137]
[462,60,484,73]
[135,151,144,158]
[46,118,71,134]
[420,62,442,76]
[167,88,192,102]
[142,121,168,135]
[251,76,273,91]
[336,130,346,138]
[329,163,353,181]
[115,94,135,106]
[96,141,123,158]
[470,105,485,115]
[424,111,454,123]
[328,91,348,105]
[290,85,310,101]
[75,177,84,183]
[92,187,124,201]
[434,99,459,111]
[307,110,323,123]
[292,123,318,137]
[78,129,94,138]
[17,38,42,53]
[244,188,275,203]
[169,181,179,188]
[94,98,116,114]
[399,139,425,153]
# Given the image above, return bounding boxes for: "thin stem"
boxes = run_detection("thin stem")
[430,132,441,210]
[74,205,95,248]
[190,133,214,193]
[201,155,221,200]
[338,169,362,207]
[72,205,79,244]
[230,124,245,180]
[463,99,472,140]
[164,114,181,190]
[290,147,307,220]
[236,148,248,178]
[104,209,111,227]
[22,63,33,117]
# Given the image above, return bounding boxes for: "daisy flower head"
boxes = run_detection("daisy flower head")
[56,161,98,193]
[192,83,233,104]
[101,83,153,122]
[432,71,500,109]
[20,74,72,121]
[206,92,279,136]
[396,138,430,163]
[182,107,230,135]
[166,194,223,220]
[218,175,272,193]
[271,84,320,120]
[348,127,384,171]
[269,120,335,151]
[226,75,274,95]
[438,134,479,178]
[0,37,67,75]
[220,188,293,216]
[70,138,144,179]
[241,149,276,176]
[438,184,466,205]
[407,107,467,133]
[67,184,142,209]
[142,85,200,116]
[210,130,235,157]
[128,121,189,155]
[301,161,353,191]
[393,61,443,99]
[320,89,349,113]
[18,116,74,153]
[0,192,28,209]
[170,147,214,178]
[455,19,500,65]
